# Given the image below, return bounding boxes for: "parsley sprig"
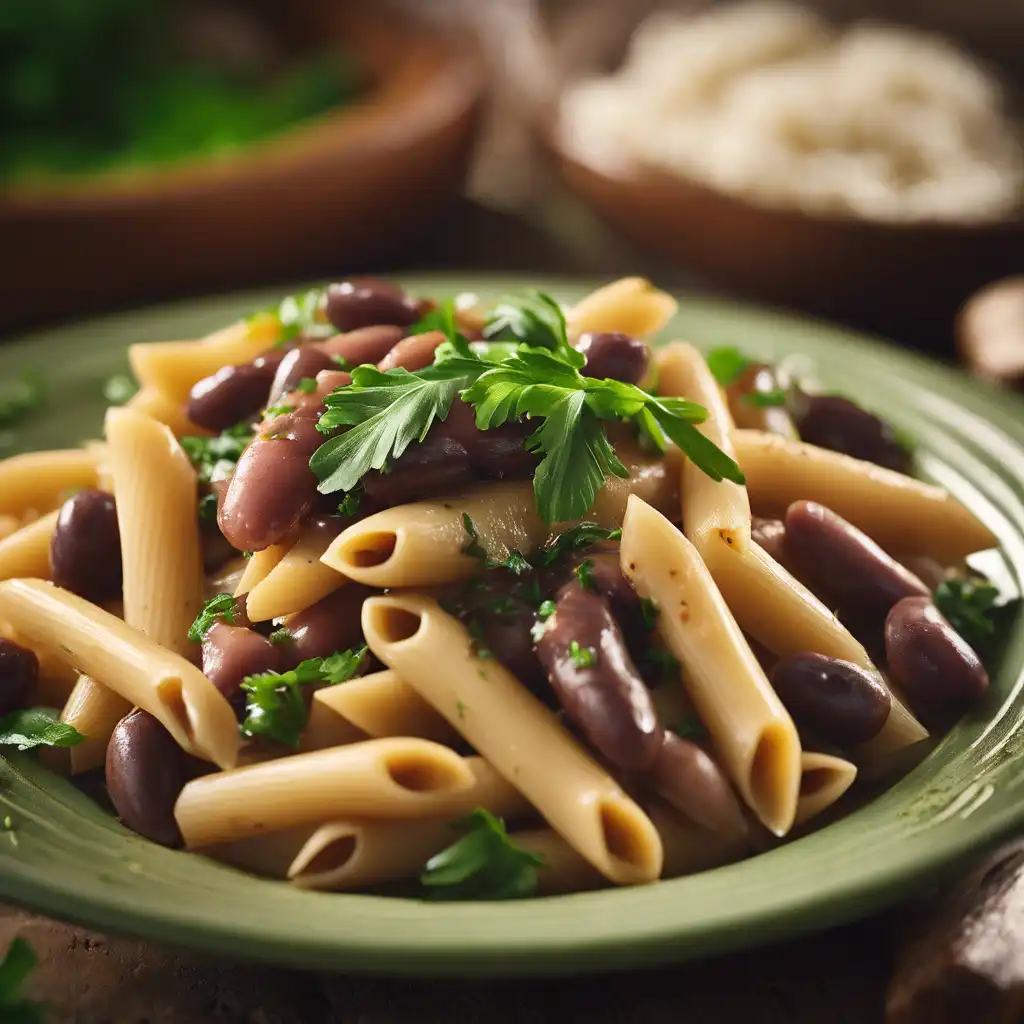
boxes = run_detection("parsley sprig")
[187,594,239,643]
[705,346,752,387]
[251,288,333,346]
[0,938,46,1022]
[0,708,84,751]
[181,422,253,484]
[935,577,1005,652]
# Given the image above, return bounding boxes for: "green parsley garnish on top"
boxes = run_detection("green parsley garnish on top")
[0,707,84,751]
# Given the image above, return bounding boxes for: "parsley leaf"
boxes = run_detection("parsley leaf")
[574,558,597,592]
[268,627,293,646]
[537,599,557,620]
[705,346,752,387]
[263,403,295,420]
[640,597,659,629]
[0,708,84,751]
[241,646,367,748]
[540,524,621,565]
[483,291,574,361]
[180,422,253,484]
[460,513,489,562]
[744,388,787,408]
[421,808,544,900]
[255,288,332,345]
[670,715,708,742]
[569,640,597,668]
[0,938,46,1020]
[197,492,218,523]
[337,489,362,518]
[188,594,238,643]
[103,373,137,405]
[0,370,45,428]
[935,577,1003,651]
[296,377,318,394]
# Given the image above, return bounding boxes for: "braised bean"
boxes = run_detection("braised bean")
[50,489,122,602]
[267,344,335,407]
[476,605,549,696]
[202,621,281,708]
[283,585,372,665]
[575,331,650,384]
[361,434,474,507]
[647,733,749,839]
[535,581,663,771]
[433,400,535,479]
[324,278,422,333]
[726,363,798,437]
[321,325,404,367]
[792,393,911,474]
[105,709,186,847]
[885,596,989,729]
[0,638,37,716]
[218,413,322,551]
[750,516,788,564]
[187,361,276,432]
[377,330,446,374]
[771,653,891,746]
[784,501,929,633]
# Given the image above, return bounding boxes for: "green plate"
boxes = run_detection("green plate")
[1,275,1023,977]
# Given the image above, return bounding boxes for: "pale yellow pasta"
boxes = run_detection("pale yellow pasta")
[646,799,752,877]
[233,544,288,598]
[0,449,101,518]
[127,387,210,438]
[175,738,496,848]
[128,315,279,403]
[0,516,20,541]
[105,408,203,657]
[0,510,59,581]
[657,343,751,549]
[245,524,347,622]
[620,496,801,836]
[794,752,858,826]
[733,430,997,561]
[60,675,132,775]
[0,579,238,769]
[362,594,663,885]
[566,277,678,341]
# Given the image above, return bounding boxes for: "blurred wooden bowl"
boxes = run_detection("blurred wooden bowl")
[0,3,484,334]
[549,127,1024,340]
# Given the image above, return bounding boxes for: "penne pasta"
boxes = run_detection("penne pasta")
[60,675,132,775]
[646,799,753,877]
[362,594,663,885]
[0,509,59,582]
[127,387,211,438]
[733,430,997,561]
[233,544,288,598]
[619,496,802,836]
[794,752,858,826]
[0,449,101,518]
[567,277,678,341]
[106,408,204,657]
[0,579,239,769]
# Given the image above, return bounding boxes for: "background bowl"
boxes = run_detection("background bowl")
[0,3,484,335]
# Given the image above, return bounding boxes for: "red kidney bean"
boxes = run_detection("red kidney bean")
[218,413,322,551]
[885,597,989,729]
[575,331,650,384]
[187,361,277,432]
[535,581,663,771]
[324,279,423,333]
[267,344,335,407]
[750,516,788,562]
[50,489,122,602]
[726,363,798,437]
[377,330,445,373]
[321,325,404,367]
[282,585,371,666]
[791,392,911,474]
[435,400,536,480]
[361,434,474,508]
[784,501,929,635]
[647,733,749,839]
[202,621,281,710]
[105,709,186,847]
[771,653,891,746]
[0,638,37,716]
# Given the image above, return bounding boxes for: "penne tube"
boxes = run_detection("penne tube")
[0,516,19,542]
[703,539,928,754]
[233,544,288,598]
[0,449,101,518]
[619,496,801,836]
[175,738,503,848]
[566,277,678,341]
[127,387,211,438]
[657,343,751,549]
[128,315,279,403]
[0,509,59,581]
[0,579,239,769]
[794,752,858,826]
[60,674,132,774]
[733,430,997,561]
[646,799,753,877]
[305,670,458,750]
[245,522,348,622]
[105,409,204,657]
[362,594,663,885]
[516,828,607,894]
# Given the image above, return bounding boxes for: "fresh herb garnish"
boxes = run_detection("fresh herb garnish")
[180,422,253,484]
[574,559,597,592]
[103,373,138,405]
[467,620,493,660]
[420,808,543,900]
[263,403,295,420]
[641,645,680,683]
[460,515,532,575]
[569,640,596,668]
[187,593,238,643]
[337,488,362,518]
[539,524,621,565]
[640,597,659,629]
[241,646,367,747]
[0,938,46,1021]
[935,577,1004,652]
[0,708,84,751]
[670,715,708,742]
[456,699,467,719]
[537,599,557,620]
[0,370,45,428]
[197,492,218,523]
[705,346,752,387]
[483,291,569,354]
[296,377,318,394]
[254,288,332,346]
[744,388,787,408]
[268,627,293,646]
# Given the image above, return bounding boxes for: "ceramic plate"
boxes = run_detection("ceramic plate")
[1,276,1022,976]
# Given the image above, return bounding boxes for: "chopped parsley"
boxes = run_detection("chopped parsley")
[197,492,218,523]
[253,287,333,346]
[187,593,238,643]
[574,558,597,592]
[640,597,659,629]
[180,422,253,484]
[102,373,138,405]
[456,699,467,719]
[296,377,318,394]
[420,808,544,900]
[268,627,293,646]
[537,600,557,620]
[640,645,680,683]
[935,577,1004,652]
[337,489,362,518]
[539,523,621,565]
[331,355,351,370]
[0,938,45,1020]
[744,387,787,408]
[705,346,753,387]
[670,715,708,742]
[0,370,45,428]
[0,707,84,751]
[460,514,532,575]
[569,640,596,668]
[263,403,295,420]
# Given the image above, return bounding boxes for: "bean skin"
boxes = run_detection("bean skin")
[575,331,650,384]
[726,363,798,437]
[267,344,335,407]
[436,401,535,480]
[885,596,989,729]
[792,393,911,474]
[202,621,281,709]
[784,501,929,633]
[321,325,404,367]
[218,413,322,551]
[0,638,38,716]
[282,585,371,666]
[750,516,788,564]
[771,653,891,746]
[324,279,423,333]
[535,581,663,771]
[377,330,446,373]
[50,490,122,602]
[187,361,277,432]
[361,434,475,507]
[105,709,186,847]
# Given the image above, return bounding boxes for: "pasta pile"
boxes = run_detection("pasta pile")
[0,276,1003,899]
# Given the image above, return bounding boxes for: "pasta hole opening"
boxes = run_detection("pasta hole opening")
[749,725,793,828]
[800,768,833,798]
[158,680,195,745]
[343,532,397,568]
[296,835,359,878]
[384,752,465,794]
[370,605,423,645]
[599,798,649,869]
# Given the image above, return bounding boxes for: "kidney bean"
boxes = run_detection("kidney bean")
[726,363,798,437]
[321,325,404,367]
[433,400,536,480]
[105,709,186,847]
[750,516,789,563]
[282,585,372,665]
[267,344,335,407]
[187,361,276,432]
[0,638,37,716]
[50,489,122,602]
[377,330,446,373]
[478,605,550,696]
[202,621,281,711]
[575,331,650,384]
[771,653,891,747]
[885,597,989,729]
[791,392,911,474]
[647,733,749,839]
[218,413,322,551]
[784,501,929,635]
[324,279,423,333]
[200,524,238,575]
[361,434,475,508]
[535,581,663,771]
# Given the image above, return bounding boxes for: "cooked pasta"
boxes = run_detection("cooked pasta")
[0,510,59,582]
[0,449,102,519]
[60,674,132,775]
[127,387,211,438]
[567,277,677,341]
[795,753,858,826]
